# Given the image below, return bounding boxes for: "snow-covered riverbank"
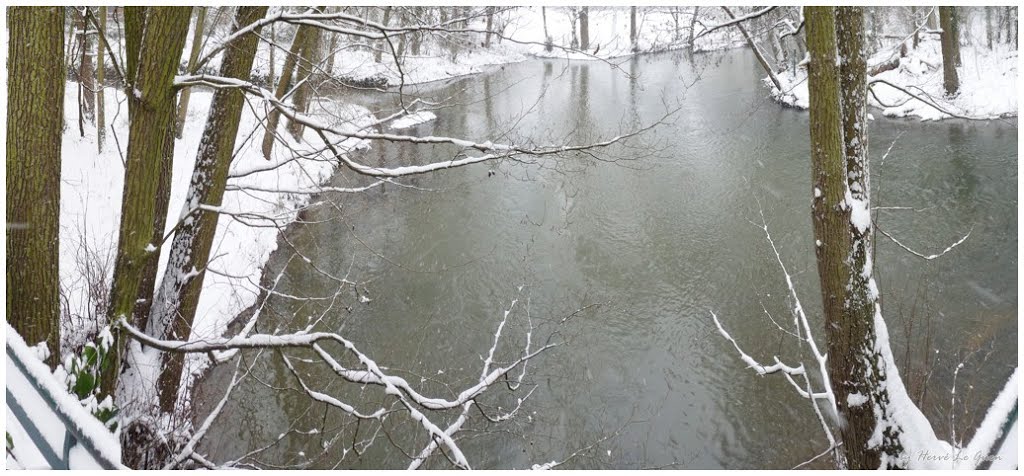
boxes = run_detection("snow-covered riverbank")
[59,84,375,379]
[770,37,1018,121]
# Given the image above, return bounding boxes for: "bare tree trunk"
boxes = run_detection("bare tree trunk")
[286,15,322,140]
[152,6,270,414]
[123,6,146,122]
[77,7,95,123]
[174,6,206,138]
[939,6,959,96]
[542,6,551,50]
[485,6,495,48]
[570,8,578,49]
[688,6,699,50]
[96,6,107,152]
[630,7,638,52]
[411,6,423,56]
[325,30,338,74]
[911,6,920,49]
[375,6,392,63]
[267,22,276,87]
[951,6,962,66]
[101,6,191,400]
[986,6,994,49]
[7,6,65,368]
[580,6,589,51]
[722,7,782,91]
[261,21,312,159]
[672,7,680,42]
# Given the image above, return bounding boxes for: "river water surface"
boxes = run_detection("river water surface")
[195,49,1017,469]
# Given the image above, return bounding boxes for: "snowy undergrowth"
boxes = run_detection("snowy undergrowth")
[770,37,1017,120]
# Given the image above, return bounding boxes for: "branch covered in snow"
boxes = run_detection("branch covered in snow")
[876,225,973,261]
[118,286,555,469]
[693,7,777,40]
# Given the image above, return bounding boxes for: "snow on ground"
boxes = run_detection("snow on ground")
[771,37,1017,120]
[507,7,742,60]
[239,7,742,88]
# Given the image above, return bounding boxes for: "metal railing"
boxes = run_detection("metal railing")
[6,343,121,469]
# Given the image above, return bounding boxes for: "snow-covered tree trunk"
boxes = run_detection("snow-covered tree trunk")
[7,6,65,368]
[101,6,191,400]
[831,7,900,468]
[148,5,270,415]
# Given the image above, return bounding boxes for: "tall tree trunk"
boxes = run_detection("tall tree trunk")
[150,6,270,414]
[672,7,680,42]
[579,6,589,51]
[722,7,782,91]
[807,7,910,468]
[688,7,699,50]
[7,6,65,368]
[986,6,994,49]
[325,30,338,74]
[76,7,95,124]
[261,21,312,159]
[96,6,107,152]
[123,6,146,122]
[939,6,959,96]
[286,15,323,140]
[174,6,207,138]
[570,8,578,49]
[630,7,638,52]
[485,6,495,48]
[835,6,892,469]
[375,7,392,63]
[100,6,191,400]
[911,6,920,49]
[949,7,961,66]
[542,6,551,50]
[410,6,423,56]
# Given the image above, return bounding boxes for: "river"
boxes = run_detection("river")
[193,49,1018,469]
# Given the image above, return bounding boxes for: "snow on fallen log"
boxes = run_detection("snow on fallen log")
[390,111,437,130]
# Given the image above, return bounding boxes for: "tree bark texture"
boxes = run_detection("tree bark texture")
[96,6,107,152]
[151,6,270,414]
[102,6,191,399]
[6,6,65,368]
[939,6,959,96]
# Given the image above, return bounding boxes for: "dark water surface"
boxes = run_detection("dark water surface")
[194,49,1018,469]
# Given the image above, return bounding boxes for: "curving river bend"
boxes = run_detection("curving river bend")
[194,49,1018,469]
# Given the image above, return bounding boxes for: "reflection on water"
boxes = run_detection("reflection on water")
[194,49,1018,469]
